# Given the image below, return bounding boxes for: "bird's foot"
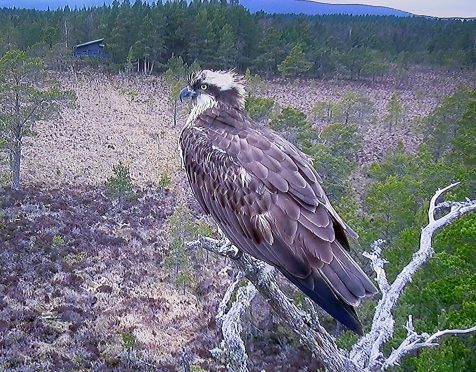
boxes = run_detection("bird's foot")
[218,241,242,260]
[227,246,243,260]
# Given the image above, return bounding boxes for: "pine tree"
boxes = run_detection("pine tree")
[277,43,313,78]
[0,51,74,190]
[164,204,196,294]
[217,23,237,69]
[384,93,404,133]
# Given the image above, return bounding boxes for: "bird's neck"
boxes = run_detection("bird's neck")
[186,94,218,126]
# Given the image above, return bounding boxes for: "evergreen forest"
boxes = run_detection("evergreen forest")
[0,0,475,77]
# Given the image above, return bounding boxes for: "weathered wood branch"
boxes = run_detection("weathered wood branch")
[383,316,476,369]
[188,184,476,371]
[188,237,355,371]
[211,277,257,372]
[350,183,476,370]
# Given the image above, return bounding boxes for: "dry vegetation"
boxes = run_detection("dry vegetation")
[1,67,474,370]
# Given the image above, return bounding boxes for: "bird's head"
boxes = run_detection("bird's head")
[179,69,246,110]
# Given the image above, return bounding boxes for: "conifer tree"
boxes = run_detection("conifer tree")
[385,93,404,133]
[277,43,314,77]
[0,51,74,189]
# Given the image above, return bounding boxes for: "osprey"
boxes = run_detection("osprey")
[179,70,377,335]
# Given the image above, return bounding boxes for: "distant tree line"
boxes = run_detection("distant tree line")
[0,0,475,78]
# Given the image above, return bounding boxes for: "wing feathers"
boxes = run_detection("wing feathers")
[181,104,377,334]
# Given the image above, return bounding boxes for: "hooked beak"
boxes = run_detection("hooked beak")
[179,86,197,102]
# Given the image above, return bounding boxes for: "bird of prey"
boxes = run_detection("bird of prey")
[179,70,377,335]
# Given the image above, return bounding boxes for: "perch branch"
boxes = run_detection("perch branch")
[188,184,475,372]
[350,184,476,370]
[188,237,355,371]
[211,276,257,372]
[383,316,476,369]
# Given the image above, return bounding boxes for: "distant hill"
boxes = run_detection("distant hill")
[2,0,412,17]
[241,0,411,17]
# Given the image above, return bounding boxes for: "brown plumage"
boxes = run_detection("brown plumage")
[179,70,377,335]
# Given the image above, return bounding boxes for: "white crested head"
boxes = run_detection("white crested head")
[187,69,247,109]
[200,70,246,96]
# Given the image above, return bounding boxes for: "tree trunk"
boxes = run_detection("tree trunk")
[12,87,22,190]
[11,141,21,190]
[173,101,177,126]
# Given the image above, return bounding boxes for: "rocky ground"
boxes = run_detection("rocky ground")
[1,67,474,371]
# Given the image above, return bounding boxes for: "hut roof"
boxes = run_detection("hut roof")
[75,39,105,48]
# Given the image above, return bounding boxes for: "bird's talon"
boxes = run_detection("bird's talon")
[227,246,242,260]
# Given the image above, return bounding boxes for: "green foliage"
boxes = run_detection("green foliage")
[311,91,374,128]
[52,235,65,247]
[164,203,204,294]
[277,43,313,77]
[158,172,172,190]
[310,144,354,201]
[365,152,432,244]
[306,124,362,201]
[245,95,275,122]
[390,215,476,371]
[121,332,137,351]
[0,50,75,189]
[320,123,361,163]
[216,23,238,69]
[384,93,404,133]
[421,86,474,162]
[190,365,207,372]
[271,107,309,131]
[336,330,358,351]
[244,68,263,95]
[0,4,475,77]
[104,161,136,204]
[336,47,388,80]
[359,91,476,370]
[165,55,201,126]
[333,91,375,127]
[310,101,335,126]
[448,94,476,194]
[270,106,313,149]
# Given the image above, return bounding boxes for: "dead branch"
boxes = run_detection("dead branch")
[383,316,476,369]
[188,184,476,372]
[188,237,355,371]
[211,277,257,372]
[350,183,476,370]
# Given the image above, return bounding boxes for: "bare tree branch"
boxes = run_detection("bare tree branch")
[188,184,476,372]
[211,276,257,372]
[188,237,355,371]
[428,182,459,224]
[363,239,389,294]
[383,316,476,370]
[351,183,476,370]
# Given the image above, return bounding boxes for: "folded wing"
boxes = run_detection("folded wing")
[180,107,378,334]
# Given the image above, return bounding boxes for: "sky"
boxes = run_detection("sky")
[308,1,476,18]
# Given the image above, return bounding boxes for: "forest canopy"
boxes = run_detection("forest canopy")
[0,0,475,77]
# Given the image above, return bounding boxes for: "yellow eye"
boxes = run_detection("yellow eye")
[200,84,208,90]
